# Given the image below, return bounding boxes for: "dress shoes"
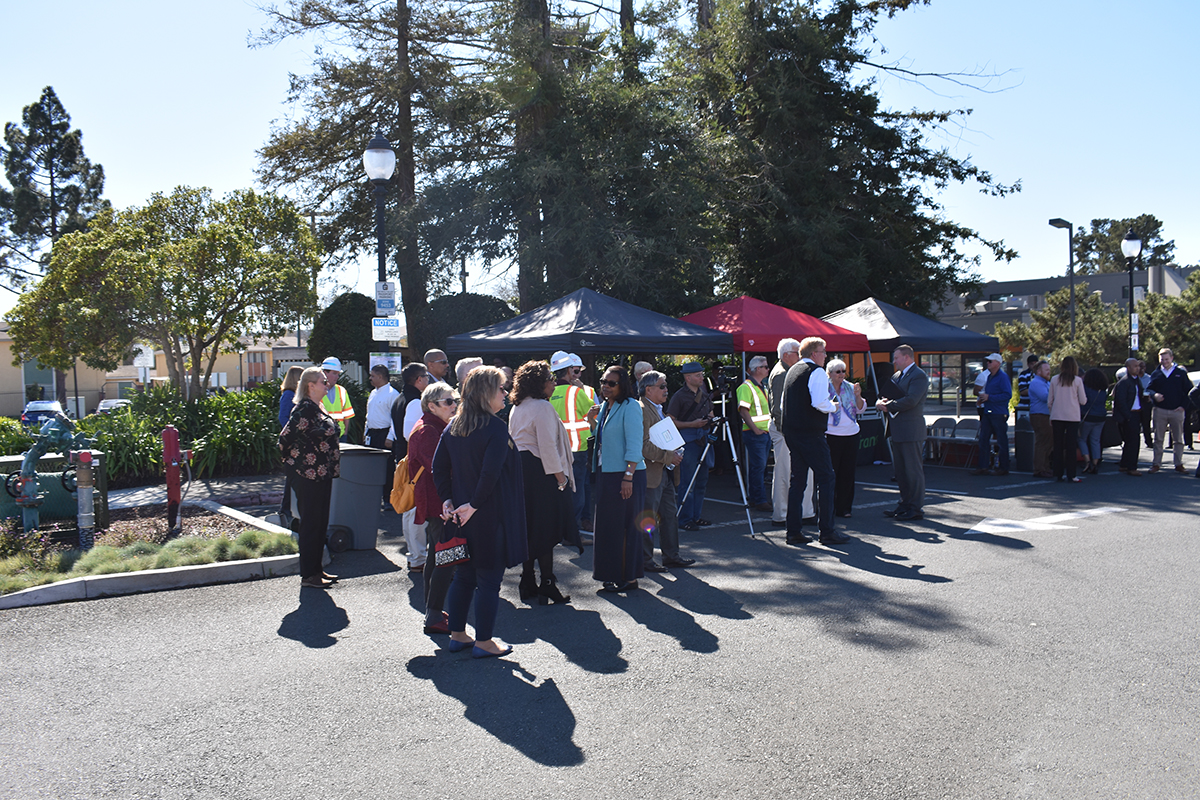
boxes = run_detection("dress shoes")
[696,519,713,527]
[753,502,773,512]
[644,562,668,573]
[423,614,450,635]
[663,557,696,568]
[894,510,924,521]
[818,531,852,545]
[300,576,334,588]
[446,638,474,653]
[883,508,902,518]
[785,534,812,546]
[681,521,700,532]
[1124,469,1142,476]
[1148,465,1161,473]
[1176,465,1188,474]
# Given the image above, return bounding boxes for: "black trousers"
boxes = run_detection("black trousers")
[1118,411,1142,471]
[784,431,835,536]
[1051,420,1080,480]
[826,433,859,516]
[295,477,331,578]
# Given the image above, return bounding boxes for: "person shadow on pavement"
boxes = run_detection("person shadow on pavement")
[407,654,585,767]
[497,599,629,675]
[277,588,350,648]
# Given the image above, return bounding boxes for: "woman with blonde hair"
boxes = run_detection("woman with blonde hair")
[279,367,341,588]
[1048,356,1088,482]
[276,365,305,526]
[508,360,580,605]
[433,366,527,658]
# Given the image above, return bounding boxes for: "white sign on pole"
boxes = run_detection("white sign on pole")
[372,317,404,341]
[1130,313,1139,334]
[375,281,396,317]
[1131,334,1139,351]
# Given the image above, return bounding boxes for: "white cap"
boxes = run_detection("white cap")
[320,356,343,372]
[549,351,572,371]
[568,353,584,369]
[985,353,1003,363]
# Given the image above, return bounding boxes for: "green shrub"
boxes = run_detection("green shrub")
[159,537,213,567]
[257,533,298,557]
[0,417,34,457]
[119,541,160,560]
[210,537,231,561]
[71,546,125,575]
[227,544,254,561]
[233,529,265,551]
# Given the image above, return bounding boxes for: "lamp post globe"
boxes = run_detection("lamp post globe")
[1122,229,1142,358]
[364,132,395,286]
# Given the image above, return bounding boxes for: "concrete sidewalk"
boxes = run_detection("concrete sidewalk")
[108,473,287,510]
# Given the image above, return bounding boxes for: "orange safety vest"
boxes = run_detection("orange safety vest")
[550,383,595,452]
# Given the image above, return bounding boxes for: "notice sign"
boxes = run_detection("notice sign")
[372,317,403,341]
[375,281,396,317]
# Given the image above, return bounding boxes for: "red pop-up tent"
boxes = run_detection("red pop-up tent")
[680,295,870,354]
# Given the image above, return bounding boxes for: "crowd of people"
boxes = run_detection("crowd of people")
[276,339,1197,658]
[987,347,1200,481]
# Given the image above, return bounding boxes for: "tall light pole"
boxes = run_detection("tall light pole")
[1121,228,1143,359]
[1048,218,1075,339]
[363,132,397,284]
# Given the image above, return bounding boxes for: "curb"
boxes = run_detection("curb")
[0,555,299,610]
[0,501,299,610]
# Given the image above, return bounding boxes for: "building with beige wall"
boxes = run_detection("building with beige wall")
[0,325,112,418]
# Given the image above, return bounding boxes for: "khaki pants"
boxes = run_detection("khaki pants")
[1153,406,1186,468]
[769,420,812,522]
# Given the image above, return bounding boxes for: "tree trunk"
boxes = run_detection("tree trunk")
[393,0,429,354]
[514,0,553,312]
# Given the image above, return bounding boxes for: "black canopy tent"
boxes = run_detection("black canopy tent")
[444,288,734,355]
[822,297,999,353]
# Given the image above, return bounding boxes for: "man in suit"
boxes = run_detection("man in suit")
[638,371,695,571]
[1112,358,1144,476]
[875,345,929,521]
[781,337,850,546]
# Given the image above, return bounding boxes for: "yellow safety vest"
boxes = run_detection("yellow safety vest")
[320,384,355,436]
[550,383,595,452]
[737,379,771,432]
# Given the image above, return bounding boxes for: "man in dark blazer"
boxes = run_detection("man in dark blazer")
[875,345,929,521]
[1112,358,1144,476]
[638,371,695,571]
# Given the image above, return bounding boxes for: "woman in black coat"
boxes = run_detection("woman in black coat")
[433,366,527,659]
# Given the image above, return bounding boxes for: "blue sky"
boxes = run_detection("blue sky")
[2,0,1196,318]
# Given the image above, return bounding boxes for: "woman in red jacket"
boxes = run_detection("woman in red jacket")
[407,382,460,635]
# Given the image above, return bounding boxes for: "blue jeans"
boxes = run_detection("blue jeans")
[678,438,710,525]
[1078,419,1104,461]
[743,429,770,505]
[977,411,1010,471]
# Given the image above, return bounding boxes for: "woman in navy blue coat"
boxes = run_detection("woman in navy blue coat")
[433,366,527,658]
[588,365,647,593]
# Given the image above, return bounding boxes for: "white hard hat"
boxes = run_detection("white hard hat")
[320,356,343,372]
[550,351,572,371]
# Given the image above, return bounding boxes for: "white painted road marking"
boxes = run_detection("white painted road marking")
[966,506,1125,535]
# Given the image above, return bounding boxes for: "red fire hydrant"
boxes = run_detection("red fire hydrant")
[162,426,191,535]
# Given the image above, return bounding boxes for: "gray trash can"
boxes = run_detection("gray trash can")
[1013,415,1034,473]
[328,444,391,549]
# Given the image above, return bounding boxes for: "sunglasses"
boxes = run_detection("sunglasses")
[432,359,449,365]
[435,398,459,407]
[830,369,846,374]
[600,379,620,388]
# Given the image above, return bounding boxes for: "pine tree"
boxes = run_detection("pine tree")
[0,86,108,289]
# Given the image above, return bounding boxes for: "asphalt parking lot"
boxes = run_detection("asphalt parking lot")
[2,457,1198,800]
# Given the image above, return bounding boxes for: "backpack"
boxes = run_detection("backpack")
[389,456,425,514]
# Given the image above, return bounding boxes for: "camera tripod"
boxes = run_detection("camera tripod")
[677,414,757,538]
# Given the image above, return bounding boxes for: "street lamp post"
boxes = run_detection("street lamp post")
[1121,228,1143,359]
[363,132,397,284]
[1048,218,1075,339]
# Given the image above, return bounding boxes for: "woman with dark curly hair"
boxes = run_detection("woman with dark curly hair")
[507,360,582,605]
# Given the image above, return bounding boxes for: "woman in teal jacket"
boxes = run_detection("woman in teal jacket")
[589,365,646,593]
